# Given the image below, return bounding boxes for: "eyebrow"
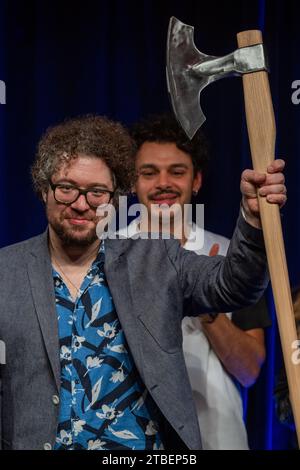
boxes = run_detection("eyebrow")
[54,178,112,189]
[138,163,189,170]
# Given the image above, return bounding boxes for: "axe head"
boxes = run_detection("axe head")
[166,16,218,139]
[167,17,267,140]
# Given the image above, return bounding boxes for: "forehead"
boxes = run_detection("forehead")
[53,154,113,184]
[136,142,193,168]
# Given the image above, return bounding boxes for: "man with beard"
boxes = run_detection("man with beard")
[0,115,286,450]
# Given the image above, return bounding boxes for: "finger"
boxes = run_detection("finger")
[266,192,287,204]
[242,169,266,186]
[209,243,220,257]
[267,159,285,173]
[263,172,285,186]
[241,180,260,198]
[259,184,287,197]
[266,193,287,207]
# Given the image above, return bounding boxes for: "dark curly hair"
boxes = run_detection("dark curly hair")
[130,113,210,175]
[31,114,136,203]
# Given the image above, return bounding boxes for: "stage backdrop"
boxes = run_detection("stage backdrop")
[0,0,299,449]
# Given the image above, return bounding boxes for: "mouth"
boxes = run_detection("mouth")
[66,217,92,226]
[150,194,179,206]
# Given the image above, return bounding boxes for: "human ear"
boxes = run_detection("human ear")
[192,171,202,194]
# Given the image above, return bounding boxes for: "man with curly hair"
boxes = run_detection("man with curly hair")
[0,114,286,450]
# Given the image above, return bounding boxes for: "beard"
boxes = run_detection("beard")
[51,221,98,247]
[47,208,98,247]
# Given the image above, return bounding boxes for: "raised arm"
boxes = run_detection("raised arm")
[166,159,286,314]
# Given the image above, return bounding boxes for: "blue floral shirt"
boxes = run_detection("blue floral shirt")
[53,243,163,450]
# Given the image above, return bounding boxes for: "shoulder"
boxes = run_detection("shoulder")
[105,235,180,260]
[0,232,46,263]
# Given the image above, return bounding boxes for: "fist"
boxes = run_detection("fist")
[241,159,287,222]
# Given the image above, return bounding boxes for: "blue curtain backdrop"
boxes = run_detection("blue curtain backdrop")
[0,0,299,449]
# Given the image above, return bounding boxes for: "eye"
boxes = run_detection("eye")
[140,170,156,177]
[57,184,75,193]
[89,189,107,197]
[171,170,185,176]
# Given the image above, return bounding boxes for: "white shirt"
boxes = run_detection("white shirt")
[118,219,249,450]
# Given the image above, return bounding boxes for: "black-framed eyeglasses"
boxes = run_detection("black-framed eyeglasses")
[48,180,115,208]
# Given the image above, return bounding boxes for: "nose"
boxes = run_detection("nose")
[156,171,172,189]
[70,193,90,211]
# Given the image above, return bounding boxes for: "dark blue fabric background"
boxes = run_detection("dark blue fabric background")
[0,0,299,449]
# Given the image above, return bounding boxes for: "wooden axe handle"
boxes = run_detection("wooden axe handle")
[237,30,300,445]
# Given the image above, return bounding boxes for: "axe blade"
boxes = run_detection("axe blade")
[166,16,216,139]
[167,17,268,140]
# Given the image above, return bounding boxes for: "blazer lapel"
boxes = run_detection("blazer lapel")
[104,237,144,375]
[27,231,61,391]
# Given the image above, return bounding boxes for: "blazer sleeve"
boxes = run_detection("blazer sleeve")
[0,366,2,450]
[165,213,269,315]
[0,340,5,450]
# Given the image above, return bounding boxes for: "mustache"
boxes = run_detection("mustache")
[149,190,180,199]
[65,216,93,220]
[61,209,96,222]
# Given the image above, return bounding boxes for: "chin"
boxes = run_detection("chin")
[52,222,98,247]
[63,232,98,247]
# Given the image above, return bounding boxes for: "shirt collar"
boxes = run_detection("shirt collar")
[87,242,105,276]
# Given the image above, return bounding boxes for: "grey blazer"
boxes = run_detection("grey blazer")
[0,215,268,450]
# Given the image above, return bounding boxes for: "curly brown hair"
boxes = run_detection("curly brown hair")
[31,114,136,203]
[130,113,210,175]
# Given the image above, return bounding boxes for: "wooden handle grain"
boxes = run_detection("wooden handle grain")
[237,30,300,445]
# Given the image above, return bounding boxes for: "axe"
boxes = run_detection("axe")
[167,16,300,444]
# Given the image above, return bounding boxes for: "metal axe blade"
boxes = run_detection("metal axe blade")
[166,16,213,139]
[166,16,268,139]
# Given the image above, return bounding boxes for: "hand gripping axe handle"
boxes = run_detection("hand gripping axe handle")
[167,17,300,444]
[238,31,300,444]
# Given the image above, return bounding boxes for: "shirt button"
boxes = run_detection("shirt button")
[52,395,60,405]
[43,442,52,450]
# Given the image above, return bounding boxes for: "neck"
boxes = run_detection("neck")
[48,226,100,266]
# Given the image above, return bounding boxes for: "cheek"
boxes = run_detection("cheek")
[135,181,152,200]
[177,182,193,200]
[46,200,66,220]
